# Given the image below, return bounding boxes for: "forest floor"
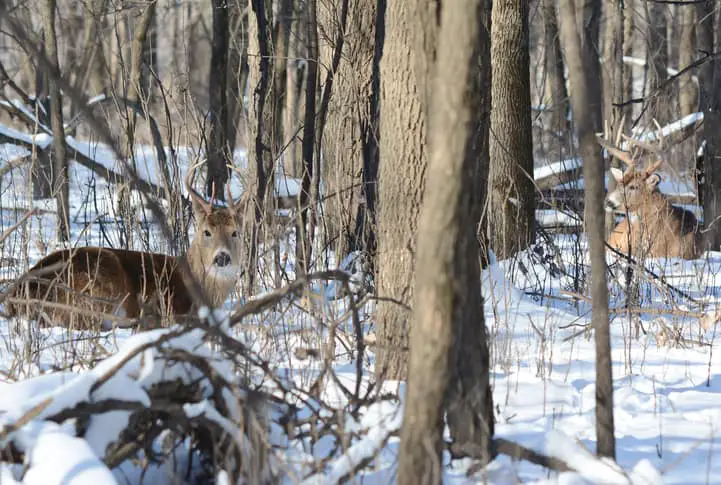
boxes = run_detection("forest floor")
[0,140,720,484]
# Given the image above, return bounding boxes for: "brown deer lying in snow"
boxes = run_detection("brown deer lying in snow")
[5,164,248,329]
[597,128,704,260]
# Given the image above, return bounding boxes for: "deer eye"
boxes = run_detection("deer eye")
[231,231,239,238]
[203,230,212,237]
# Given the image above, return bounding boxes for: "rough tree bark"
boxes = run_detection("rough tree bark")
[207,0,231,200]
[558,0,616,460]
[487,0,535,260]
[42,0,70,242]
[698,0,721,251]
[375,0,436,381]
[318,0,377,260]
[227,0,249,154]
[398,0,493,481]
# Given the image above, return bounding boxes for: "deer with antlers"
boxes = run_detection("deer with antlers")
[597,123,704,260]
[4,163,249,329]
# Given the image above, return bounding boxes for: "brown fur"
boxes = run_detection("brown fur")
[5,166,248,329]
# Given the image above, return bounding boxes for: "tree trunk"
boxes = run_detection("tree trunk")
[227,0,249,153]
[558,0,616,460]
[699,0,721,251]
[246,0,276,293]
[487,0,535,260]
[445,0,495,459]
[678,4,697,119]
[207,0,231,200]
[398,0,493,481]
[601,0,628,236]
[273,0,293,156]
[375,0,436,381]
[296,0,319,276]
[79,0,108,97]
[318,0,376,260]
[647,1,669,124]
[541,0,569,160]
[42,0,70,242]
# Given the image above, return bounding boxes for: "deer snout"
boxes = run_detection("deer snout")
[213,251,232,267]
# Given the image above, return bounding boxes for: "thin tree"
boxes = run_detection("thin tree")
[647,1,669,125]
[678,4,697,120]
[207,0,232,199]
[558,0,616,460]
[296,0,319,276]
[541,0,569,158]
[487,0,535,260]
[698,0,721,251]
[42,0,70,242]
[398,0,493,481]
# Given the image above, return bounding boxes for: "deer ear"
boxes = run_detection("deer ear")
[646,173,661,189]
[610,167,624,182]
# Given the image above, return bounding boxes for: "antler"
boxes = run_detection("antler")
[596,115,639,170]
[184,160,213,216]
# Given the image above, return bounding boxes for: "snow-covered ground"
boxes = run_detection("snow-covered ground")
[1,138,721,484]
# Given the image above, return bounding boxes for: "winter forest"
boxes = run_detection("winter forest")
[0,0,720,483]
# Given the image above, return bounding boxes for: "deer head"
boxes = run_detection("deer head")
[184,162,248,288]
[597,120,666,213]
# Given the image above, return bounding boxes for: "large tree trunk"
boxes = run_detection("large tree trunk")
[375,0,437,381]
[398,0,493,481]
[42,0,70,242]
[445,0,495,459]
[487,0,535,260]
[206,0,231,199]
[699,0,721,252]
[318,0,376,260]
[558,0,616,460]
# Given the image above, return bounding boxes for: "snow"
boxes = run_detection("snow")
[1,131,721,484]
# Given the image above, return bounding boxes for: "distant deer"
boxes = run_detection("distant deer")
[597,127,703,260]
[4,163,248,329]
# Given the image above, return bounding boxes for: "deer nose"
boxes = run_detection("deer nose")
[213,252,231,267]
[605,199,618,210]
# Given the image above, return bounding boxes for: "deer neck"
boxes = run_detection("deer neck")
[634,192,671,222]
[186,243,239,308]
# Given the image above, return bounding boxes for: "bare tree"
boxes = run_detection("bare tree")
[541,0,569,159]
[207,0,232,199]
[42,0,70,242]
[698,0,721,251]
[375,0,436,381]
[296,0,319,276]
[398,0,493,480]
[558,0,616,460]
[647,1,669,124]
[678,5,697,119]
[487,0,535,259]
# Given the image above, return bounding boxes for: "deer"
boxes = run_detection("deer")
[596,125,704,261]
[3,163,249,330]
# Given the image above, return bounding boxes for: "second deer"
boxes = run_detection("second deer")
[597,127,704,260]
[4,163,248,329]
